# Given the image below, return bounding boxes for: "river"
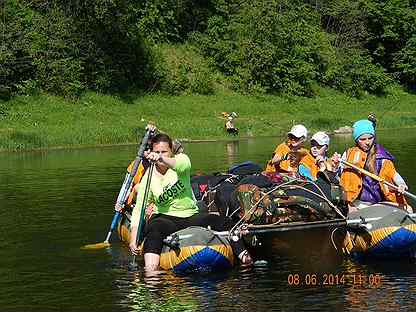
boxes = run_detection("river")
[1,130,416,312]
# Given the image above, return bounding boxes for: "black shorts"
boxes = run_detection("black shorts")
[143,213,244,256]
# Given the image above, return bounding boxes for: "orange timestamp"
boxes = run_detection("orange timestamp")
[287,273,382,287]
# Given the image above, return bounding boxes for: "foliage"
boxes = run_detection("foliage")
[323,50,390,97]
[132,0,216,43]
[1,0,155,98]
[151,44,215,95]
[196,1,336,95]
[359,0,416,70]
[2,0,416,98]
[193,0,407,96]
[317,0,369,50]
[393,35,416,90]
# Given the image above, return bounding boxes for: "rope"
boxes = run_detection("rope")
[330,227,341,252]
[282,180,345,218]
[229,174,346,236]
[229,178,299,236]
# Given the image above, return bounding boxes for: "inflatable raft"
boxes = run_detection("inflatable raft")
[117,212,234,274]
[343,203,416,259]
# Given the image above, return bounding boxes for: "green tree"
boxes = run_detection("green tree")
[393,35,416,90]
[2,0,155,98]
[360,0,416,70]
[197,1,336,95]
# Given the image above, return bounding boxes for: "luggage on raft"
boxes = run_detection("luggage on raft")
[235,183,337,224]
[215,173,347,224]
[117,213,234,274]
[228,161,263,175]
[343,202,416,259]
[190,161,264,210]
[190,163,349,262]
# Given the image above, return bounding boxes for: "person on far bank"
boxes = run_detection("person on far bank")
[332,119,410,213]
[298,131,338,181]
[225,116,239,135]
[129,133,253,271]
[265,124,309,174]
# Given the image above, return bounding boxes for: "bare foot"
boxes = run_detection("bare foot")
[348,205,358,214]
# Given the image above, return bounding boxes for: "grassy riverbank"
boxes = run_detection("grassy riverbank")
[2,86,416,152]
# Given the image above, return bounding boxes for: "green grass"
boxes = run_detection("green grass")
[1,85,416,151]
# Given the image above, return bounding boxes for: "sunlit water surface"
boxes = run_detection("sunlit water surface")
[1,130,416,311]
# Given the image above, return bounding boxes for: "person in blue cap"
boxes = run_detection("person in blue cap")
[333,117,409,212]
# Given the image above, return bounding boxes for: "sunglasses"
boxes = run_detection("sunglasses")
[310,141,325,149]
[288,134,302,142]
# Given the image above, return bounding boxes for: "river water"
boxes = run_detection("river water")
[1,130,416,312]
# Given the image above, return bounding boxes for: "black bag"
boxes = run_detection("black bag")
[228,161,262,175]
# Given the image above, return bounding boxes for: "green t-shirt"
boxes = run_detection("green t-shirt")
[130,153,198,228]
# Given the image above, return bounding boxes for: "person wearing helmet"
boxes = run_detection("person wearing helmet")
[333,119,409,212]
[265,124,308,174]
[298,131,335,181]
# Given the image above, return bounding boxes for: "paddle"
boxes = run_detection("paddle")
[130,162,155,268]
[346,213,416,230]
[162,219,347,244]
[341,159,416,202]
[81,127,154,250]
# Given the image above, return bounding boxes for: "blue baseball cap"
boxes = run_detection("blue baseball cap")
[353,120,375,141]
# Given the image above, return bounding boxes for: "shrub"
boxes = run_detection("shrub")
[2,0,155,97]
[152,44,215,95]
[323,50,390,97]
[393,35,416,90]
[196,1,337,96]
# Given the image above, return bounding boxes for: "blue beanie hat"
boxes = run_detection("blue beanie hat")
[353,120,375,141]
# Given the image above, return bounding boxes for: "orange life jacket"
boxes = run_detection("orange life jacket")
[126,161,147,206]
[265,142,307,174]
[299,152,320,179]
[340,146,406,204]
[299,153,334,180]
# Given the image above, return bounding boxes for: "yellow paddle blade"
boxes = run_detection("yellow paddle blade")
[80,241,110,250]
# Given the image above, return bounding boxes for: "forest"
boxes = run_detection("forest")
[2,0,416,100]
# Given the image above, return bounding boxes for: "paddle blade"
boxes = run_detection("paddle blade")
[80,241,110,250]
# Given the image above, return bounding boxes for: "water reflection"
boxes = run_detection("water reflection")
[118,270,222,312]
[112,244,416,312]
[117,263,278,312]
[225,141,239,167]
[1,131,416,311]
[340,259,416,312]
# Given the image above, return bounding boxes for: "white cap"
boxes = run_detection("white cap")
[288,124,308,139]
[311,131,330,146]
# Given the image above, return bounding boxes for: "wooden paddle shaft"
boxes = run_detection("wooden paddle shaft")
[341,159,416,201]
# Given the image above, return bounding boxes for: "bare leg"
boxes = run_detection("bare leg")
[144,253,160,271]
